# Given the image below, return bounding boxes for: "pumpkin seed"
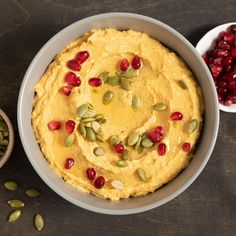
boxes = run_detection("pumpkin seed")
[95,134,104,142]
[98,118,107,124]
[25,189,40,198]
[65,134,75,147]
[94,114,105,121]
[34,214,44,231]
[78,123,86,137]
[120,69,138,78]
[4,181,18,191]
[137,146,143,153]
[137,168,147,182]
[109,135,120,146]
[178,80,188,90]
[132,95,142,111]
[153,102,167,111]
[134,135,142,150]
[82,110,95,118]
[127,132,140,146]
[7,199,25,208]
[99,71,110,83]
[81,117,95,123]
[188,119,198,134]
[8,210,21,222]
[85,127,96,142]
[93,147,105,156]
[0,139,8,146]
[91,121,101,133]
[122,137,128,146]
[0,131,3,140]
[87,103,94,110]
[103,91,114,105]
[76,104,89,117]
[141,138,154,148]
[3,130,8,137]
[121,78,131,91]
[116,160,128,167]
[122,150,131,161]
[111,180,124,190]
[141,132,148,140]
[0,120,8,131]
[107,76,121,86]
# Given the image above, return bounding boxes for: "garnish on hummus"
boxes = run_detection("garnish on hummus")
[32,28,204,200]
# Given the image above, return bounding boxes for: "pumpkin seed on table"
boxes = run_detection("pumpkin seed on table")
[127,132,140,146]
[34,214,44,231]
[65,134,75,147]
[132,95,142,111]
[94,114,105,121]
[134,135,142,150]
[120,68,138,78]
[96,134,104,142]
[91,121,101,133]
[82,110,95,118]
[137,168,148,182]
[109,135,120,146]
[98,118,107,124]
[153,102,167,111]
[116,160,128,167]
[85,127,96,142]
[121,78,131,91]
[141,132,148,140]
[4,181,18,191]
[93,147,105,156]
[99,71,110,83]
[111,180,124,190]
[107,76,121,86]
[25,188,40,198]
[76,104,89,117]
[141,138,154,148]
[122,150,131,161]
[7,199,25,208]
[8,209,21,222]
[81,117,95,123]
[78,123,86,137]
[177,80,188,90]
[188,119,198,134]
[103,90,114,105]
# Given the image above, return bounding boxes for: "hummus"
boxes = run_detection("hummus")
[32,29,204,200]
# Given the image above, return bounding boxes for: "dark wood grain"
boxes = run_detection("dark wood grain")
[0,0,235,235]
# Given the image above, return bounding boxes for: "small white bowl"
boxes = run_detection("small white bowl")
[196,22,236,113]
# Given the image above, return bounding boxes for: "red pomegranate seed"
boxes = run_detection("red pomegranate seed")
[65,120,76,134]
[154,126,164,137]
[148,130,162,143]
[47,121,61,131]
[64,72,81,86]
[115,143,124,154]
[157,143,166,156]
[223,73,235,82]
[228,81,236,90]
[170,112,183,121]
[88,78,102,87]
[231,46,236,58]
[120,58,130,71]
[182,142,191,153]
[216,49,230,57]
[230,24,236,34]
[61,86,72,96]
[217,88,228,97]
[224,99,233,106]
[75,51,90,64]
[64,158,75,169]
[94,176,105,189]
[132,56,142,69]
[227,94,236,104]
[218,93,223,102]
[218,81,227,89]
[86,167,96,181]
[213,57,223,65]
[223,32,235,44]
[202,55,209,64]
[217,40,231,50]
[67,59,81,71]
[223,56,233,67]
[210,64,222,74]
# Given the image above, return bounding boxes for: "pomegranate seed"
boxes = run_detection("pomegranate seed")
[115,143,124,154]
[170,112,183,121]
[231,46,236,58]
[225,65,232,72]
[223,56,233,67]
[64,158,75,169]
[210,64,222,74]
[94,176,105,189]
[217,87,228,97]
[154,126,164,137]
[148,130,162,143]
[223,32,235,44]
[61,86,72,96]
[88,78,102,87]
[218,81,227,89]
[227,94,236,104]
[86,167,96,181]
[216,49,230,57]
[65,120,76,134]
[67,59,81,71]
[223,73,235,82]
[217,40,231,50]
[157,143,166,156]
[132,56,142,69]
[120,58,130,71]
[218,93,223,102]
[228,81,236,90]
[213,57,223,65]
[182,142,191,153]
[64,72,81,86]
[202,55,209,64]
[224,99,233,106]
[47,121,61,131]
[212,72,220,81]
[229,24,236,34]
[75,51,90,64]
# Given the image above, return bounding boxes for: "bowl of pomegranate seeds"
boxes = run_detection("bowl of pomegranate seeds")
[196,23,236,112]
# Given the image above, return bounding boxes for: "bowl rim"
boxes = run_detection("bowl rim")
[17,12,219,215]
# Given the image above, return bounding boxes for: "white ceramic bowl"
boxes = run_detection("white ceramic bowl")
[17,13,219,215]
[196,22,236,113]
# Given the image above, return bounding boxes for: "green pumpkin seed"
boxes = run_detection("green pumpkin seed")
[103,91,114,105]
[94,114,105,121]
[188,119,198,134]
[25,189,40,198]
[134,135,142,150]
[116,160,128,167]
[141,138,154,148]
[153,102,167,111]
[122,150,131,161]
[0,139,8,146]
[95,134,104,142]
[178,80,188,90]
[0,120,8,131]
[78,123,86,137]
[107,76,121,86]
[34,214,44,231]
[109,135,120,146]
[111,180,124,190]
[4,181,18,191]
[85,127,96,142]
[76,104,89,117]
[81,117,95,123]
[7,199,25,208]
[141,132,148,140]
[99,71,110,83]
[127,132,140,146]
[65,134,75,147]
[93,147,105,156]
[3,130,8,137]
[120,69,138,78]
[91,121,101,133]
[137,168,147,182]
[121,78,131,91]
[98,118,107,124]
[8,210,21,222]
[87,103,94,110]
[132,95,142,111]
[82,110,95,118]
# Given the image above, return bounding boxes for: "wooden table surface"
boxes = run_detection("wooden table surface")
[0,0,235,235]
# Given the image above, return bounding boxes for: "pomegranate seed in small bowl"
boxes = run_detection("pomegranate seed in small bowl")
[196,22,236,113]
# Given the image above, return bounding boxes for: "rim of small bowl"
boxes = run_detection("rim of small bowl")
[17,12,219,215]
[196,22,236,113]
[0,109,14,168]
